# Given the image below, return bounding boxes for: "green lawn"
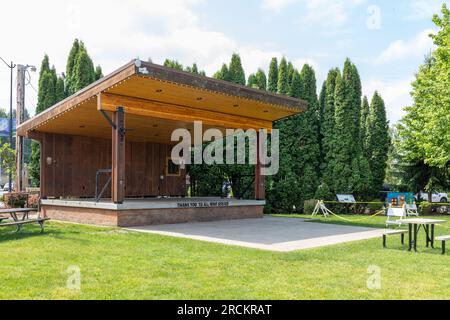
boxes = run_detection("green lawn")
[0,214,449,300]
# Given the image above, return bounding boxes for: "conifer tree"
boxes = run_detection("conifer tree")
[287,61,295,94]
[360,96,370,152]
[247,74,257,88]
[213,63,230,81]
[288,70,301,98]
[228,53,246,85]
[296,64,320,199]
[320,68,339,185]
[277,57,288,95]
[267,57,278,93]
[95,65,103,80]
[255,69,267,91]
[163,59,183,70]
[366,92,390,192]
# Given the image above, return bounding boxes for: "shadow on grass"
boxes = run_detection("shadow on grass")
[0,223,92,244]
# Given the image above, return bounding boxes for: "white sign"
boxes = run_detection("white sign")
[336,194,356,203]
[177,201,230,209]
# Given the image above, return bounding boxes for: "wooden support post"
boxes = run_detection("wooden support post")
[255,130,266,200]
[112,107,125,204]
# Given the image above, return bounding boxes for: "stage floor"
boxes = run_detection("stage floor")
[126,216,386,252]
[41,197,265,211]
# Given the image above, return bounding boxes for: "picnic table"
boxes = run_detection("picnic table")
[398,218,447,252]
[0,208,49,233]
[0,208,37,222]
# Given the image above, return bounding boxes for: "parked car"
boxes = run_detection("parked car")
[415,191,448,203]
[2,182,14,192]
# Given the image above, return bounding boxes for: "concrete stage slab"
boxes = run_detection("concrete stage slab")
[126,216,386,252]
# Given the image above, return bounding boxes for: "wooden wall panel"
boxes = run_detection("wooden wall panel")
[40,133,185,199]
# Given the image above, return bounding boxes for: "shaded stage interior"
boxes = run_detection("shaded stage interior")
[38,133,265,227]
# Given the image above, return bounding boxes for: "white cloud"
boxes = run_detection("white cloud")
[262,0,297,11]
[375,29,435,65]
[0,0,285,116]
[363,77,414,124]
[262,0,367,27]
[405,0,449,21]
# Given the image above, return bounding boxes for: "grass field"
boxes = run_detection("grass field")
[0,214,449,300]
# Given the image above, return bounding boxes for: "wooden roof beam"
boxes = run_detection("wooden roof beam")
[97,92,273,132]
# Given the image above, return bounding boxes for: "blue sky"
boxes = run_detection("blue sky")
[0,0,448,124]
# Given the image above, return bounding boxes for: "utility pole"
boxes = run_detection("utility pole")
[0,57,16,193]
[15,65,25,192]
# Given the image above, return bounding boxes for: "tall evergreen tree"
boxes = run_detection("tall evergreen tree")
[255,69,267,91]
[332,62,354,193]
[30,56,63,186]
[277,57,288,95]
[66,40,97,95]
[247,73,258,88]
[65,39,80,95]
[247,69,267,91]
[366,92,390,192]
[213,63,230,81]
[55,76,66,102]
[296,64,321,200]
[360,96,370,152]
[320,68,339,186]
[267,57,278,93]
[288,69,301,98]
[287,61,295,94]
[163,59,183,70]
[73,48,95,91]
[318,81,326,125]
[228,53,246,85]
[95,65,103,80]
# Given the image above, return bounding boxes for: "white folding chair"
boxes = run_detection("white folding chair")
[386,205,407,226]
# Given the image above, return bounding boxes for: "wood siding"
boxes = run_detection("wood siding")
[40,133,185,199]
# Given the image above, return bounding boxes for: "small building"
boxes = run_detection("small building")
[17,60,306,226]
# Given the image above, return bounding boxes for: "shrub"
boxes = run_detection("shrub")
[303,199,318,215]
[3,193,28,208]
[27,194,40,209]
[419,202,433,215]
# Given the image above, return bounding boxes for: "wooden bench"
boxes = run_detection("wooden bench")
[383,229,408,248]
[436,235,450,255]
[0,218,50,233]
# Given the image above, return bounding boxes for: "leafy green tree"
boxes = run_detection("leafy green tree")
[228,53,246,85]
[267,57,278,93]
[398,4,450,171]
